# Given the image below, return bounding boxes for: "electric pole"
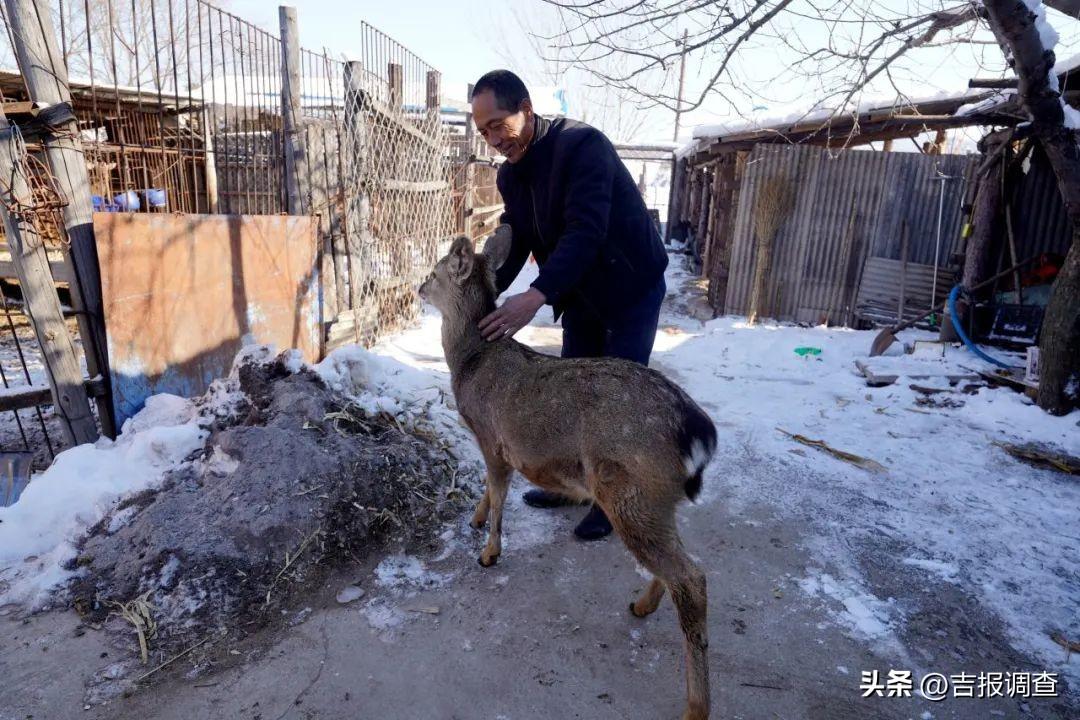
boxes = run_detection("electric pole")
[673,29,688,143]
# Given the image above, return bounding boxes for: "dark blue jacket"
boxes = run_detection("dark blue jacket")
[494,116,668,321]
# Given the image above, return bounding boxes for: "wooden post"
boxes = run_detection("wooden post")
[4,0,114,438]
[343,61,371,317]
[388,63,403,113]
[386,63,405,278]
[425,70,442,219]
[279,5,308,215]
[425,71,441,127]
[694,168,711,267]
[701,168,722,272]
[664,157,678,242]
[0,116,98,445]
[462,82,476,239]
[897,219,909,323]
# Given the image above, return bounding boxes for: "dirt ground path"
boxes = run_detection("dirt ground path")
[3,482,1071,720]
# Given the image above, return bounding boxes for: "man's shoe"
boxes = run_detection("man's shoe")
[574,503,613,541]
[522,489,585,509]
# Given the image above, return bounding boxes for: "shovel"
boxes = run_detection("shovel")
[869,255,1037,356]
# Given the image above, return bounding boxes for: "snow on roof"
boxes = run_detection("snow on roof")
[676,87,1003,158]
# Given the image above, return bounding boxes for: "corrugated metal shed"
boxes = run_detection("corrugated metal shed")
[1011,144,1073,259]
[723,145,976,325]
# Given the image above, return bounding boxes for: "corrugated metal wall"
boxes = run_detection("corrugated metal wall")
[1011,144,1073,258]
[723,145,976,324]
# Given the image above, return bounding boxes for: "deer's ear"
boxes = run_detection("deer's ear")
[447,235,475,283]
[481,224,513,272]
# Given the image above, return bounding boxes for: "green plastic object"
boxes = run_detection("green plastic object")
[793,346,822,357]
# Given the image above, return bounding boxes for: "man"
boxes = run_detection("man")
[470,69,669,541]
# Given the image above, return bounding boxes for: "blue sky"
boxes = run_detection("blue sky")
[227,0,515,101]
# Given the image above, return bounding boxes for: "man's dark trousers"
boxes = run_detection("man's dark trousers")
[560,277,666,365]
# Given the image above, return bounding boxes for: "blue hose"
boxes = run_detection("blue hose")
[947,285,1018,369]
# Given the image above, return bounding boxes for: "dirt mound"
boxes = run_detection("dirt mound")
[69,355,467,693]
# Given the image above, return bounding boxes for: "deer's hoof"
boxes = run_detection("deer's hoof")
[468,518,485,530]
[629,601,650,618]
[477,553,499,568]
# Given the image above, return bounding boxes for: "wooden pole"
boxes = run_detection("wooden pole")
[386,63,405,276]
[279,5,308,215]
[425,70,441,208]
[4,0,114,438]
[673,29,688,143]
[897,219,909,323]
[664,157,679,243]
[388,63,403,113]
[463,82,476,239]
[425,71,441,127]
[0,116,97,445]
[343,61,370,317]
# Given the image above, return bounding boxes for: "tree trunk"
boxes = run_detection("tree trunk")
[984,0,1080,414]
[962,159,1004,294]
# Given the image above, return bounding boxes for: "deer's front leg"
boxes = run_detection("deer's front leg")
[477,454,511,568]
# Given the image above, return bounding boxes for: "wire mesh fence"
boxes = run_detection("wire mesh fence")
[0,0,288,216]
[327,23,454,346]
[0,0,474,466]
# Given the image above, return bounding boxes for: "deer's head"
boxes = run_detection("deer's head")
[419,225,513,317]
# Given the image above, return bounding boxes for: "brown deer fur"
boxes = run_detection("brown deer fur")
[419,234,718,720]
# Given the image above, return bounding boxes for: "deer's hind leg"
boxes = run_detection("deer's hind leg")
[594,462,710,720]
[469,487,490,529]
[630,577,667,617]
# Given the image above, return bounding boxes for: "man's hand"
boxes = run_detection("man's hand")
[478,287,546,341]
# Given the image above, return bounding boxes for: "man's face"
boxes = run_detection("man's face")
[471,89,533,164]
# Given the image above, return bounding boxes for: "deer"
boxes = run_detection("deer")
[419,232,718,720]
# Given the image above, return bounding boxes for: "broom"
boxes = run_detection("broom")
[747,176,795,325]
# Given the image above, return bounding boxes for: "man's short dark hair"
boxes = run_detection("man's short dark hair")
[471,70,530,112]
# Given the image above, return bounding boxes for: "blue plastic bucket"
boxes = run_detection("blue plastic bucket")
[114,190,140,211]
[144,188,167,208]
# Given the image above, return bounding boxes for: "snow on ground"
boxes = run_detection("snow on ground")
[0,250,1076,691]
[652,260,1080,685]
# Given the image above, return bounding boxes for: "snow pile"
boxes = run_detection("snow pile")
[313,331,475,465]
[0,348,282,609]
[0,395,211,609]
[955,89,1016,117]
